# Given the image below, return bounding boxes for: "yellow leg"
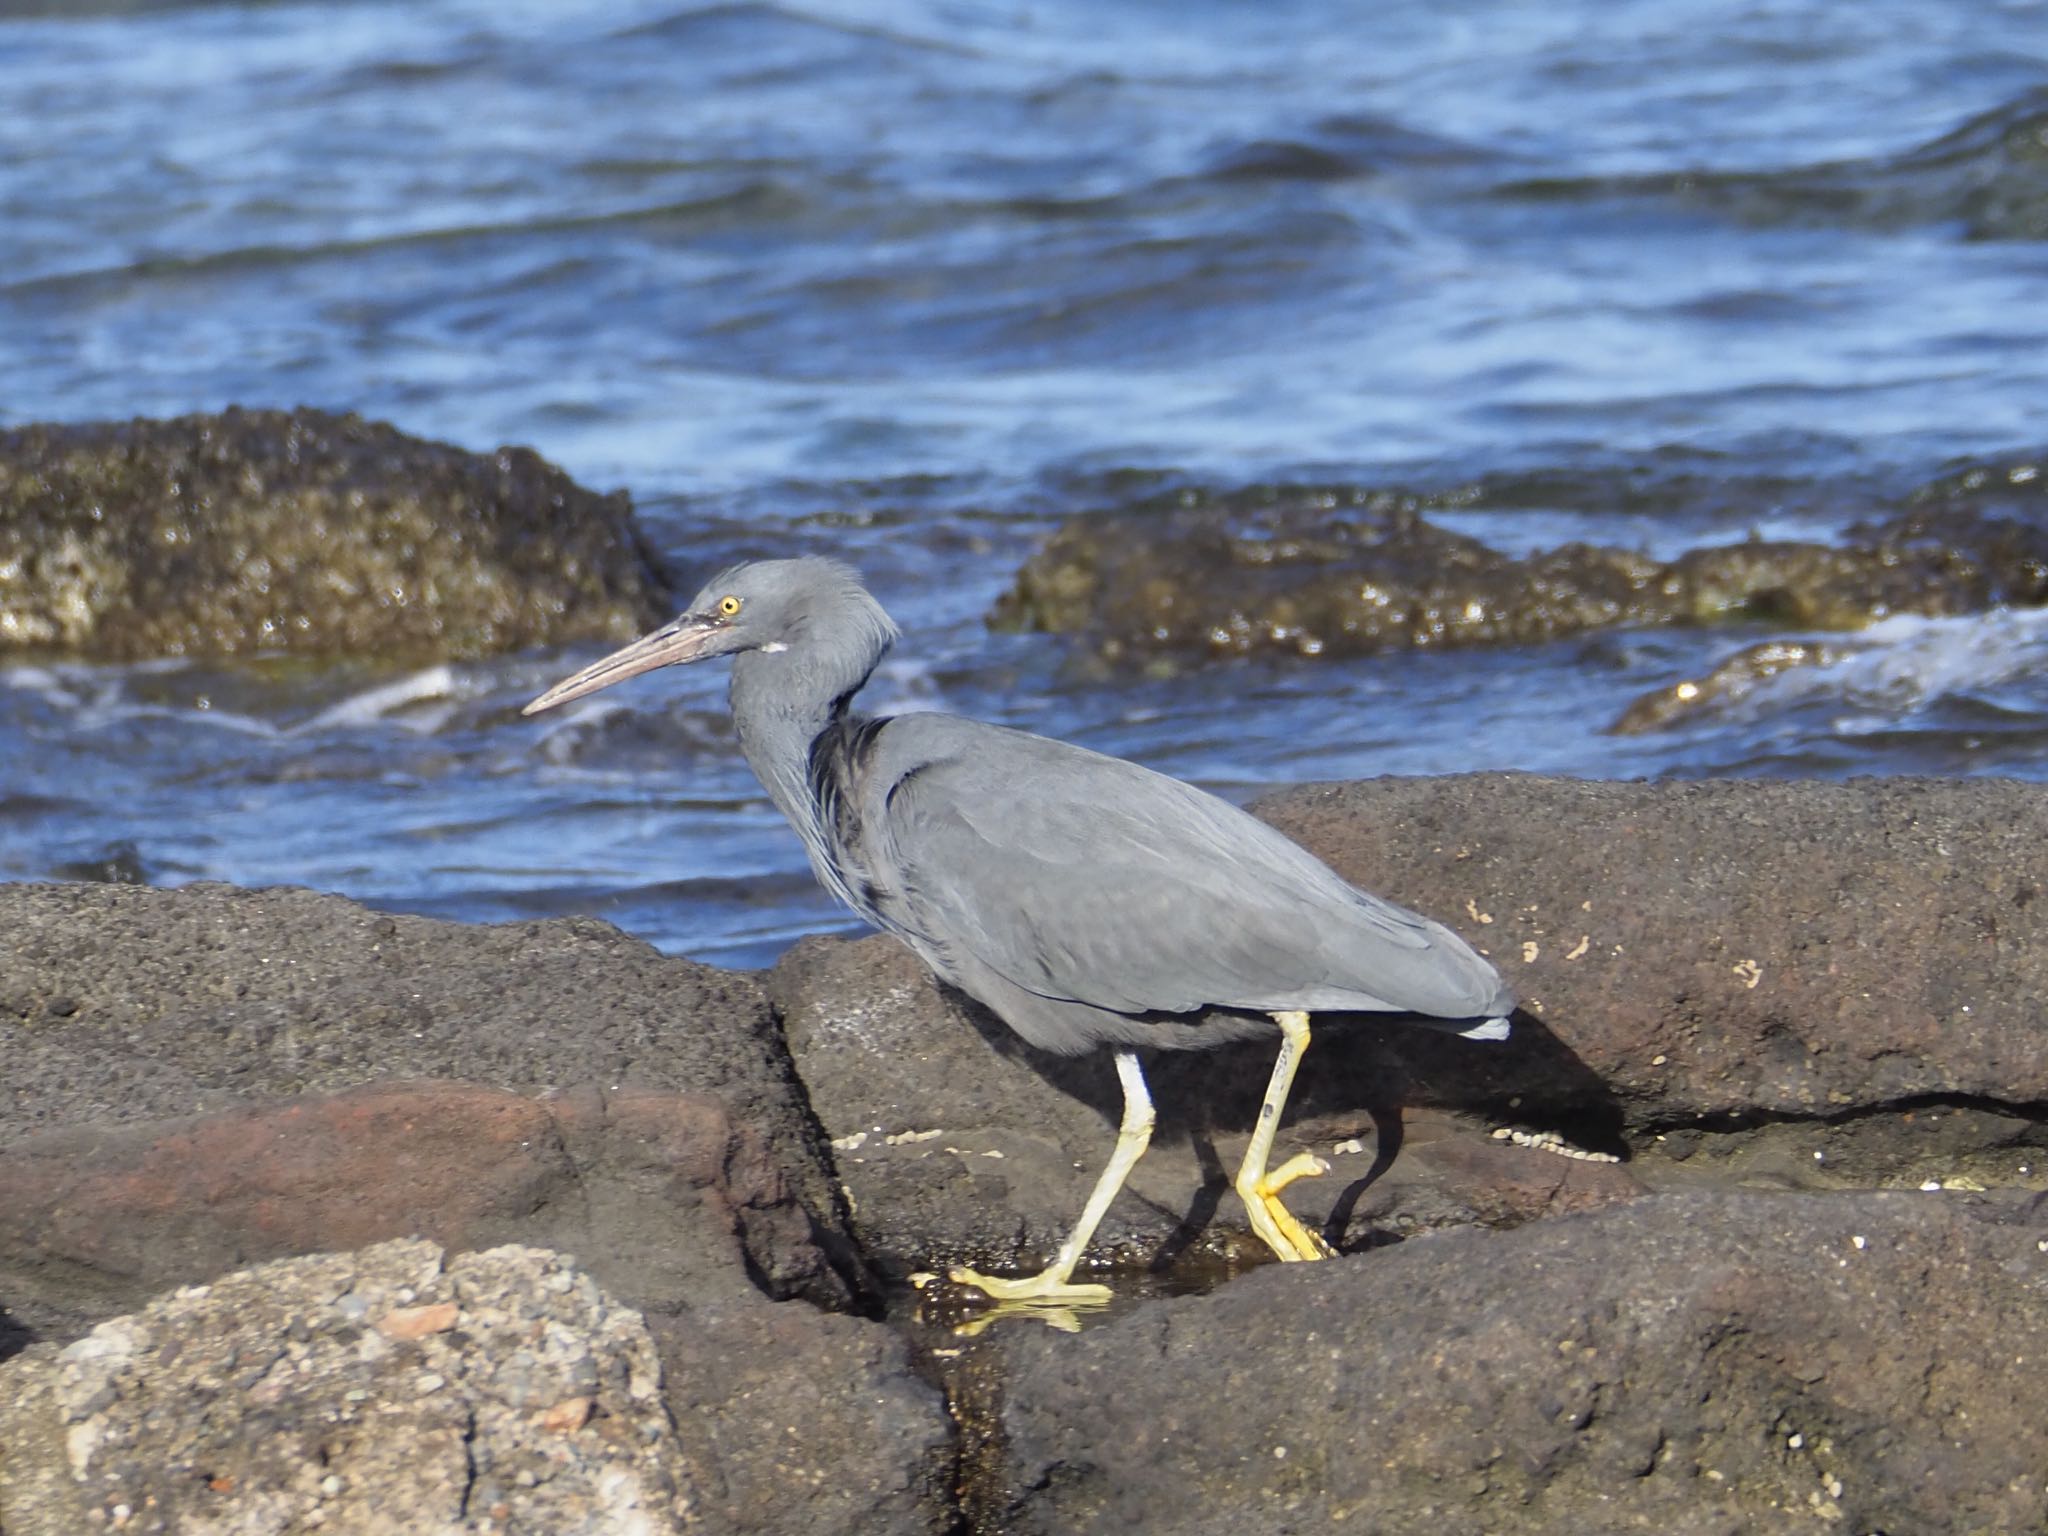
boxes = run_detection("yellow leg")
[1233,1011,1336,1262]
[952,1048,1155,1304]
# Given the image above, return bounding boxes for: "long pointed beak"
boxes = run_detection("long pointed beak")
[522,616,727,715]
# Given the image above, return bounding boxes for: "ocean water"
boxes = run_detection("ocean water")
[4,0,2047,965]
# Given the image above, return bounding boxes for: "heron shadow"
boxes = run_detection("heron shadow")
[948,990,1621,1260]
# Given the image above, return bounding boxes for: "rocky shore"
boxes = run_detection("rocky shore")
[6,410,2048,1527]
[3,773,2045,1533]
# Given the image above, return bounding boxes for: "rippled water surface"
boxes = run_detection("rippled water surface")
[5,0,2048,963]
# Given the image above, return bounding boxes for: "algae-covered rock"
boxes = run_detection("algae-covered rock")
[0,407,673,661]
[994,478,2048,665]
[1610,637,1852,733]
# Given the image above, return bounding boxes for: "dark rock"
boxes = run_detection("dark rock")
[1524,85,2048,241]
[991,478,2048,665]
[0,1079,855,1340]
[992,1191,2048,1535]
[1256,775,2048,1129]
[0,882,830,1200]
[654,1301,955,1536]
[770,934,1142,1273]
[0,881,868,1326]
[0,407,672,661]
[1609,637,1851,733]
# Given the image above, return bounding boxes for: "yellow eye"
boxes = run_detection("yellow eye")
[717,595,742,617]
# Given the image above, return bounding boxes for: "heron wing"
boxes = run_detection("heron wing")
[866,716,1501,1020]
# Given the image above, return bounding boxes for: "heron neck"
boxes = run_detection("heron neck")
[728,641,877,873]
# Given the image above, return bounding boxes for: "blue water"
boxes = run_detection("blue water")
[5,0,2048,964]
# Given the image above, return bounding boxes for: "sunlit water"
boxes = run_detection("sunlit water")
[4,0,2047,965]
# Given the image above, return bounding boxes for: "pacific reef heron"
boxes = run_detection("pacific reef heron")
[524,557,1513,1303]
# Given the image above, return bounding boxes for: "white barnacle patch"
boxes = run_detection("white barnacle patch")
[1490,1126,1621,1164]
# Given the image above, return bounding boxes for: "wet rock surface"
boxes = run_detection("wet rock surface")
[991,1191,2048,1536]
[654,1300,954,1536]
[4,775,2048,1531]
[0,407,672,661]
[1610,637,1852,734]
[992,469,2048,665]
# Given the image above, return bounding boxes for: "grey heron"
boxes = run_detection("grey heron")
[524,557,1512,1304]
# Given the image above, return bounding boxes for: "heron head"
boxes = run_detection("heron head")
[522,557,893,715]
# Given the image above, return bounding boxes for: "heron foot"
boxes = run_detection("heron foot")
[948,1265,1114,1304]
[1240,1151,1337,1262]
[948,1299,1091,1338]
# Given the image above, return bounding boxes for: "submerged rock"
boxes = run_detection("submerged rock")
[1609,637,1851,732]
[1746,87,2048,240]
[992,475,2048,665]
[1500,86,2048,241]
[0,407,672,661]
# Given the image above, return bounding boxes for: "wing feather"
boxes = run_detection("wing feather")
[865,717,1499,1020]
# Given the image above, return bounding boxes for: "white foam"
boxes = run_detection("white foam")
[1732,608,2048,723]
[0,663,86,707]
[299,664,459,734]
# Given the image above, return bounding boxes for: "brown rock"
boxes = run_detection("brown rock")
[992,483,2048,664]
[0,881,847,1255]
[377,1300,461,1339]
[0,1078,858,1340]
[540,1395,595,1432]
[1254,774,2048,1124]
[994,1190,2048,1536]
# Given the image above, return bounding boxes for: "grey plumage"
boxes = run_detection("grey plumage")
[526,556,1512,1301]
